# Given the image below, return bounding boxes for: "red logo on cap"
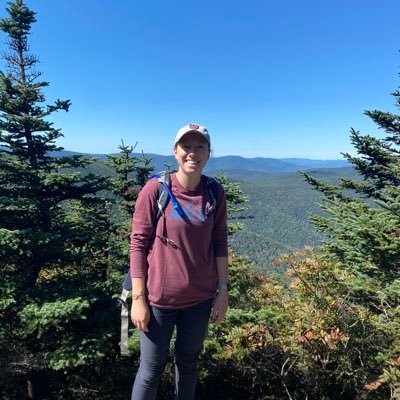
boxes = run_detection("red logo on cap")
[189,124,200,130]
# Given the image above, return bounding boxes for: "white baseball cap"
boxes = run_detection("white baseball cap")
[174,124,211,147]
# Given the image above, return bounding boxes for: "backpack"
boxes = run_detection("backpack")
[118,171,219,356]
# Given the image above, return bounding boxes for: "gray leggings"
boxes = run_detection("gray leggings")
[131,298,213,400]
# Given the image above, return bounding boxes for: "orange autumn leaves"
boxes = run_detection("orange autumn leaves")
[296,327,349,351]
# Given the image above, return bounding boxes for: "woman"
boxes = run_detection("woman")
[130,124,229,400]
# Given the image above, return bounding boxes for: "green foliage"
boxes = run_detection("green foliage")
[193,248,392,399]
[105,140,142,217]
[46,334,114,371]
[18,297,115,369]
[0,2,119,398]
[215,172,251,235]
[105,143,155,274]
[20,298,90,335]
[0,0,107,286]
[298,70,400,398]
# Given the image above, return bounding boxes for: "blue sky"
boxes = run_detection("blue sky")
[1,0,400,159]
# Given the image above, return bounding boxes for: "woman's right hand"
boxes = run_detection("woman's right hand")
[131,298,150,332]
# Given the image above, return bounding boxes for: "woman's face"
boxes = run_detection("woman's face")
[174,132,210,175]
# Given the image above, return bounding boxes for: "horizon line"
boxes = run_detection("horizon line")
[52,148,348,162]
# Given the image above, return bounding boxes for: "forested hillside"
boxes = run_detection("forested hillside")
[228,167,359,272]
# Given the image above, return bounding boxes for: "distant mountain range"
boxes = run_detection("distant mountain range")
[49,150,349,174]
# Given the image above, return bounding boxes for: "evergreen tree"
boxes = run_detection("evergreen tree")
[301,71,400,397]
[106,141,142,216]
[134,150,156,187]
[0,0,105,288]
[0,2,112,397]
[105,142,155,271]
[214,172,251,235]
[302,105,399,295]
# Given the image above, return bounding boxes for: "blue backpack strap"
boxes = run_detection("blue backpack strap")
[157,173,219,217]
[153,171,185,220]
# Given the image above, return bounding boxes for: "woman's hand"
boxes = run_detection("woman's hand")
[131,298,150,332]
[211,290,229,324]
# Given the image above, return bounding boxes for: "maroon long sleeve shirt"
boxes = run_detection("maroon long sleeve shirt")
[130,173,228,309]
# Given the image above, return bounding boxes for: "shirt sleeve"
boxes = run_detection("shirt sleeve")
[212,182,228,257]
[130,178,159,278]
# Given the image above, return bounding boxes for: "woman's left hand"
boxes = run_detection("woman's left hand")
[211,290,229,324]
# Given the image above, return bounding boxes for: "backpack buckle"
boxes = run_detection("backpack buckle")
[117,297,127,306]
